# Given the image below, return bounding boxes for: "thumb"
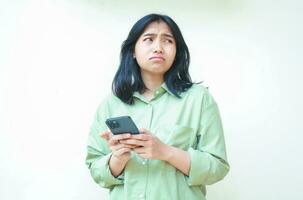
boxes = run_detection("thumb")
[100,130,111,140]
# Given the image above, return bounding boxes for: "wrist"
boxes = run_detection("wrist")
[162,144,174,162]
[109,154,127,177]
[110,154,128,166]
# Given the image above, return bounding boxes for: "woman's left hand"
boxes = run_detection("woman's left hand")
[119,128,170,161]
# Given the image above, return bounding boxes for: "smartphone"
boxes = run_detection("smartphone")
[105,116,140,135]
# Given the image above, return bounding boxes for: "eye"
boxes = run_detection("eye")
[143,38,153,42]
[165,39,174,43]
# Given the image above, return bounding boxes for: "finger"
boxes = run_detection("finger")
[100,130,111,140]
[120,139,145,146]
[108,138,135,147]
[111,143,138,151]
[125,144,140,148]
[113,147,132,157]
[110,143,124,151]
[111,133,132,141]
[133,147,146,154]
[131,133,150,141]
[108,138,119,146]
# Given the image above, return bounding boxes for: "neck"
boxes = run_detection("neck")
[141,72,164,93]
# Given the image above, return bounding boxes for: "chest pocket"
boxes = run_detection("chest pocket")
[156,124,197,150]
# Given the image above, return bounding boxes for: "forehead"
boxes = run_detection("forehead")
[141,21,174,37]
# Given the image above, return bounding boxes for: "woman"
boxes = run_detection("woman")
[86,13,229,200]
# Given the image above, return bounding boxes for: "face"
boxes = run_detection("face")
[134,21,177,79]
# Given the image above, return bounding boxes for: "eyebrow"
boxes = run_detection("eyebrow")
[142,33,174,39]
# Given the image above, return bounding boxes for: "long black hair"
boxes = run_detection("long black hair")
[112,13,193,105]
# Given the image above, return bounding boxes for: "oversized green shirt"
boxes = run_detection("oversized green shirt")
[86,83,229,200]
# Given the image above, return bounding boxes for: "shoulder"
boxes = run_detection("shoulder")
[187,83,208,94]
[184,83,217,107]
[102,92,121,104]
[96,92,122,112]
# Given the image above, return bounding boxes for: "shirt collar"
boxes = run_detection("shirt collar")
[133,82,174,102]
[161,82,175,96]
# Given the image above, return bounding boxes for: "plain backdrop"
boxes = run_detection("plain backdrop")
[1,0,302,199]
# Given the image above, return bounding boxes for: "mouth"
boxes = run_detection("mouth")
[149,56,165,61]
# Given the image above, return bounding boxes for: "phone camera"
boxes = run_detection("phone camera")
[109,120,120,129]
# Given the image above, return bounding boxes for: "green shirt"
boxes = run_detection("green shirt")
[86,83,229,200]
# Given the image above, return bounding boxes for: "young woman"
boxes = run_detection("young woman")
[86,13,229,200]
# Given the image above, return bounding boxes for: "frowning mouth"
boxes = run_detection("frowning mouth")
[149,56,165,61]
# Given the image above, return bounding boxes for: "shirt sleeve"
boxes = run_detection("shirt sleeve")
[85,100,124,189]
[185,92,230,186]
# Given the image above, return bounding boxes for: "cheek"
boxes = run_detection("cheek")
[168,49,176,62]
[167,45,176,58]
[136,52,146,63]
[135,54,148,69]
[135,45,149,58]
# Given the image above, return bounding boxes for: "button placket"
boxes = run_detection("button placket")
[142,159,147,165]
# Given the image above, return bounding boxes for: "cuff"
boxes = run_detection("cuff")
[185,148,211,186]
[90,153,124,188]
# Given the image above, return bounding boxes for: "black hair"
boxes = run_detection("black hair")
[112,13,193,104]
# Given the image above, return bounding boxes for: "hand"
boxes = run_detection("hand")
[119,128,170,161]
[100,130,136,164]
[100,130,140,177]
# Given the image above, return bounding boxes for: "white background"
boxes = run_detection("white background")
[1,0,302,199]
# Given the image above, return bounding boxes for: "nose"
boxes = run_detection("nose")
[153,40,163,54]
[153,48,163,54]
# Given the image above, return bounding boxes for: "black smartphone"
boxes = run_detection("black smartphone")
[105,116,140,135]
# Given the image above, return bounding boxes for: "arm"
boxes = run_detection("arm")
[102,132,135,177]
[184,103,230,186]
[120,129,191,176]
[164,145,191,176]
[121,103,229,185]
[109,155,128,177]
[120,93,229,186]
[85,103,125,189]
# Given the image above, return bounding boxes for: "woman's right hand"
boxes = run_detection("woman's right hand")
[100,130,136,176]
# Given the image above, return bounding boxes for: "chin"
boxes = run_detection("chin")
[140,65,170,75]
[151,66,168,72]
